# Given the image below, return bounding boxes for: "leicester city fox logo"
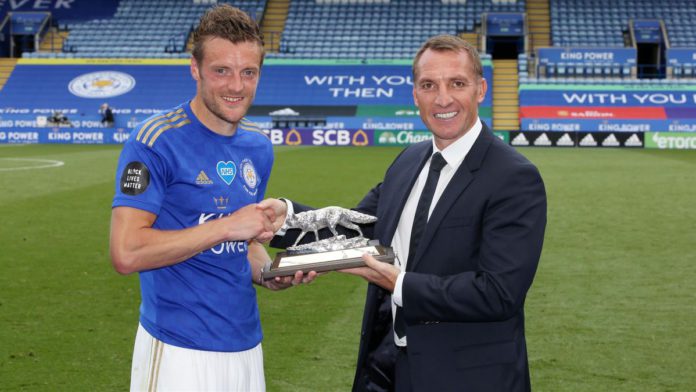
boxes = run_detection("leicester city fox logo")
[240,159,258,196]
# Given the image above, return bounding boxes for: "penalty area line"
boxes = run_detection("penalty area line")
[0,158,65,172]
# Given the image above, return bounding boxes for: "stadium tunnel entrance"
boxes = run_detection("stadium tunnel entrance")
[487,37,523,60]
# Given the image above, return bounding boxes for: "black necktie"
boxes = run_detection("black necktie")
[394,152,447,339]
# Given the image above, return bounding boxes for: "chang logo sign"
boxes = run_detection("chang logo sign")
[376,131,432,146]
[68,71,136,98]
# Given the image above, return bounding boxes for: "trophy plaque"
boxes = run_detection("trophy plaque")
[262,207,395,280]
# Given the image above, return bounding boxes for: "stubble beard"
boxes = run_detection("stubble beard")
[203,92,241,129]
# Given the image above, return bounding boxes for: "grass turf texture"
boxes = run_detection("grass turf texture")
[0,144,695,391]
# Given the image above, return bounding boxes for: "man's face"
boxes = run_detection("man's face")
[413,49,487,150]
[190,37,262,134]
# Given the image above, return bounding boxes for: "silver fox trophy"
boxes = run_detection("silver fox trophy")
[262,206,394,280]
[285,206,377,253]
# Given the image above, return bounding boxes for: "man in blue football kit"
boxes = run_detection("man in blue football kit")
[109,5,313,391]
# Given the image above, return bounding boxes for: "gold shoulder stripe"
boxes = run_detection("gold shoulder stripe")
[239,118,267,138]
[240,118,260,127]
[141,113,188,145]
[136,108,184,142]
[240,124,262,132]
[239,119,261,130]
[148,118,191,147]
[242,127,269,139]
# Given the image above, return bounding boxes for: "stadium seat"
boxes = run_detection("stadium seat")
[58,0,267,58]
[272,0,524,60]
[550,0,696,48]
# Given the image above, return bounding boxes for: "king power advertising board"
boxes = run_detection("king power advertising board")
[9,127,696,149]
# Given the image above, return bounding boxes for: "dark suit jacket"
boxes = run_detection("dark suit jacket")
[272,124,546,392]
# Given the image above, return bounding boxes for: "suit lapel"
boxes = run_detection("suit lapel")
[408,126,495,271]
[381,144,432,244]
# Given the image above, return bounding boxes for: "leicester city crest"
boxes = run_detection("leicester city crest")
[241,159,258,195]
[68,71,136,99]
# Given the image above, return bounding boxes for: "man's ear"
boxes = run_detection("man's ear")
[191,57,200,82]
[477,78,488,103]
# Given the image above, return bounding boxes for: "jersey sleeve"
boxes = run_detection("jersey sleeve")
[112,141,168,215]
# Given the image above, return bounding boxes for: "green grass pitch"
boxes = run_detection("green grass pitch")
[1,144,695,391]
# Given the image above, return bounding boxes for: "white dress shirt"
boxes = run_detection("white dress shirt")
[391,118,482,346]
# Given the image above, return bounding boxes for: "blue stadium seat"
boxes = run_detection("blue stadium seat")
[550,0,696,48]
[574,63,584,76]
[611,63,622,76]
[56,0,267,58]
[275,0,524,60]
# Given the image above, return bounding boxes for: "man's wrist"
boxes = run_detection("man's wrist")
[275,198,294,236]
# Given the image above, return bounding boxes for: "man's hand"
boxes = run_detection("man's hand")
[257,198,288,233]
[340,253,400,292]
[223,203,275,242]
[262,270,318,290]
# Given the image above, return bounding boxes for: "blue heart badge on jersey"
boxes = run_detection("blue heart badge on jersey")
[216,161,237,185]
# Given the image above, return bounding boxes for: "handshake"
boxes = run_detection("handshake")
[224,198,289,244]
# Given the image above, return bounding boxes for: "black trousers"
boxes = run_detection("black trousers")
[394,346,413,392]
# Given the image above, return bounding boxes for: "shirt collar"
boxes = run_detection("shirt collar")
[431,117,482,169]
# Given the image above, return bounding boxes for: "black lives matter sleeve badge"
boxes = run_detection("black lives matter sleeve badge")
[120,162,150,195]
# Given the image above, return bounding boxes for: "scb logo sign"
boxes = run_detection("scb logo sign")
[262,129,368,146]
[312,130,352,146]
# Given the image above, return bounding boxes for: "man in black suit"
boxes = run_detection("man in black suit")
[263,35,546,392]
[100,103,114,127]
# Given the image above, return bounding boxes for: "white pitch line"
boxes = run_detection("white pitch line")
[0,158,65,172]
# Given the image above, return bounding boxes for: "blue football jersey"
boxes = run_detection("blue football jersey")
[112,102,273,352]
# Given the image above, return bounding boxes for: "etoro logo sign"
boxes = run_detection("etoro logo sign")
[645,132,696,149]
